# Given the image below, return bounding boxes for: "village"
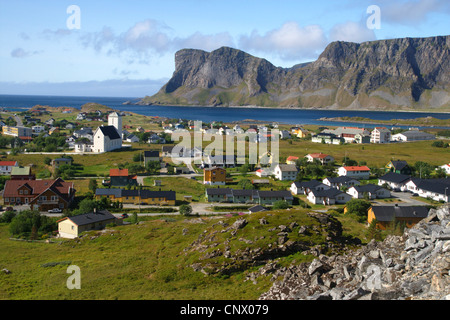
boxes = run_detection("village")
[0,105,449,240]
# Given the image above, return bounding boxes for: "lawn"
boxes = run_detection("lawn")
[0,216,272,300]
[143,176,207,202]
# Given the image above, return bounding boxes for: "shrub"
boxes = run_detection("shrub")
[179,204,193,216]
[272,200,290,210]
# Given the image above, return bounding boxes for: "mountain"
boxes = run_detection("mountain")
[139,35,450,111]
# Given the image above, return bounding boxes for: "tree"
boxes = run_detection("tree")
[88,179,98,193]
[179,204,193,216]
[272,200,290,210]
[238,178,255,190]
[9,210,56,238]
[145,161,161,175]
[345,199,372,222]
[366,219,382,241]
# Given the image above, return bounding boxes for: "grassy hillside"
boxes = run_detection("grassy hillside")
[0,208,362,300]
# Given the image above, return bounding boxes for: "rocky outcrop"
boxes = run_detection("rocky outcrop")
[185,212,355,277]
[259,204,450,300]
[141,35,450,111]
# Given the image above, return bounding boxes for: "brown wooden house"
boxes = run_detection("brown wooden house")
[367,205,429,230]
[3,178,75,211]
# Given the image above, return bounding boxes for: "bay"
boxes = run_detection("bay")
[1,94,449,129]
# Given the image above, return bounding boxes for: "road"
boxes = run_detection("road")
[371,191,429,206]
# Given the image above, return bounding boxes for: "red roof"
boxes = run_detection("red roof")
[3,178,74,200]
[308,153,329,159]
[110,168,129,177]
[287,156,299,161]
[0,161,18,166]
[343,166,370,171]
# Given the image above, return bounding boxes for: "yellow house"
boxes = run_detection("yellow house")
[95,188,176,206]
[57,210,117,239]
[367,205,429,230]
[294,128,309,138]
[203,167,227,185]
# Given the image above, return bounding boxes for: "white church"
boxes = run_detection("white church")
[92,112,123,153]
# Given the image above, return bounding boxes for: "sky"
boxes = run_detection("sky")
[0,0,449,97]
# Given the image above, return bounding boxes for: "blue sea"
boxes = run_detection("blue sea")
[1,94,449,129]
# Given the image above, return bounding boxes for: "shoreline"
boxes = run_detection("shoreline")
[134,102,450,114]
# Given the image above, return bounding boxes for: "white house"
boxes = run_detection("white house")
[32,125,46,134]
[322,127,370,143]
[378,172,411,191]
[307,188,352,205]
[370,127,391,143]
[439,163,450,175]
[403,178,450,202]
[305,153,334,165]
[391,130,435,142]
[74,141,93,153]
[347,184,391,200]
[0,161,18,175]
[274,164,298,181]
[322,176,360,190]
[255,168,272,177]
[290,180,330,195]
[338,166,371,180]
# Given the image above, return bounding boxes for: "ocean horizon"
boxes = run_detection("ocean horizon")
[1,94,449,129]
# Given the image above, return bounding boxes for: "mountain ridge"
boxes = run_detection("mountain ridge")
[139,35,450,111]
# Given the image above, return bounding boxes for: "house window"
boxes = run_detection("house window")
[4,198,8,203]
[51,195,57,201]
[19,190,23,194]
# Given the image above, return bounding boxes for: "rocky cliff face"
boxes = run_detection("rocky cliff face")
[140,35,450,111]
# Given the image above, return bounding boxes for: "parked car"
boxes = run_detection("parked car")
[48,208,62,213]
[121,213,129,218]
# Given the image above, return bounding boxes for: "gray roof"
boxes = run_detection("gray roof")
[95,188,176,200]
[351,184,384,193]
[277,164,298,172]
[258,190,293,199]
[144,150,160,158]
[379,172,411,184]
[206,188,232,195]
[98,126,121,140]
[67,210,116,226]
[310,188,345,198]
[398,131,435,138]
[371,206,429,221]
[231,189,258,197]
[324,176,359,184]
[293,180,323,188]
[249,205,268,213]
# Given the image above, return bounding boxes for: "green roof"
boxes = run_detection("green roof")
[10,166,31,175]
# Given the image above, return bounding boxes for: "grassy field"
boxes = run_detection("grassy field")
[0,212,291,299]
[0,206,372,300]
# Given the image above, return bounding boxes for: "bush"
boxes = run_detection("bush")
[345,199,372,222]
[9,210,57,238]
[272,200,290,210]
[179,204,193,216]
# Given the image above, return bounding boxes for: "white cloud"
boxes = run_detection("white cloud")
[173,31,234,52]
[374,0,450,25]
[0,78,169,97]
[329,21,377,43]
[238,22,328,61]
[10,48,41,58]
